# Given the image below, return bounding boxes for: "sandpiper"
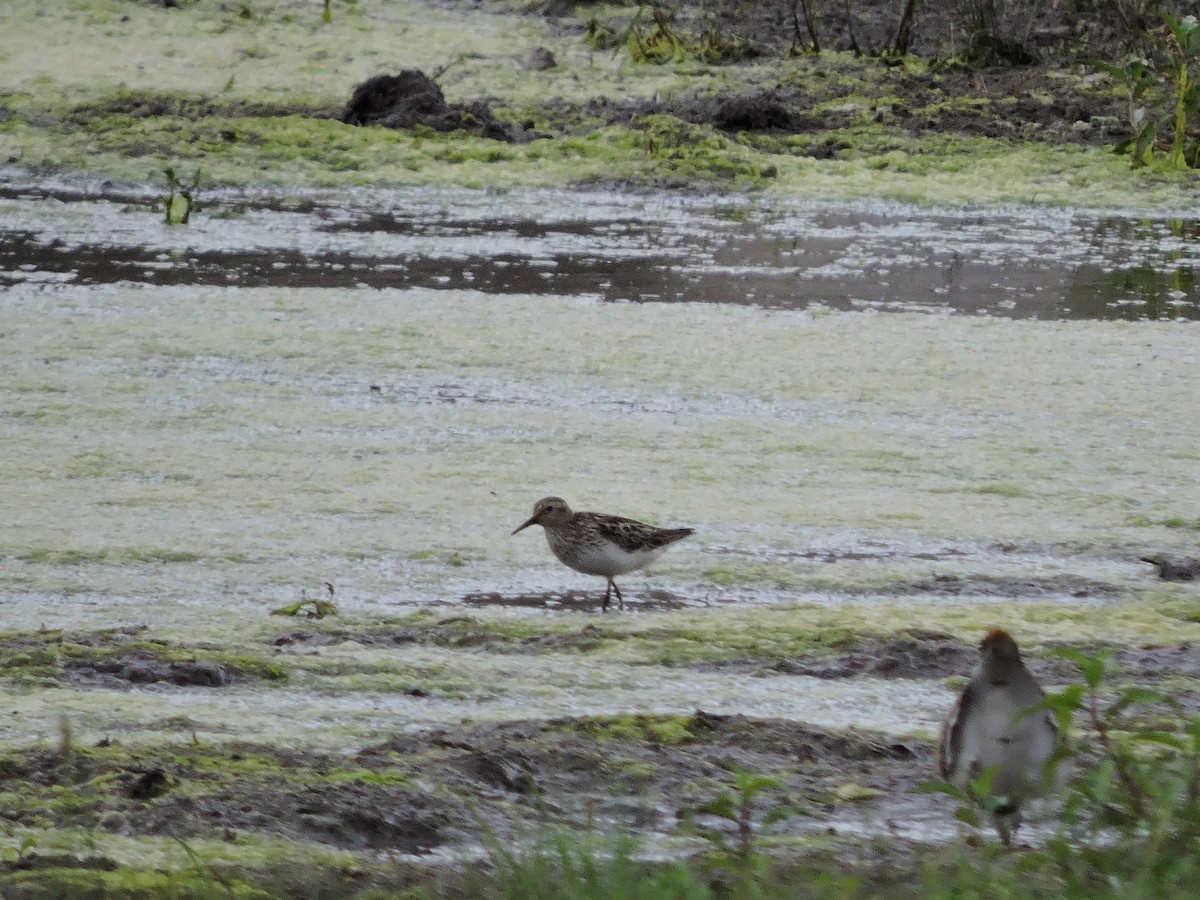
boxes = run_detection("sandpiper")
[938,629,1062,846]
[511,496,693,612]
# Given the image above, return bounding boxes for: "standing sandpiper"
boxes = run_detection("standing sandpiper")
[938,629,1062,846]
[511,496,694,612]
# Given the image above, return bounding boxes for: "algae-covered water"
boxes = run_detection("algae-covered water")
[2,190,1200,900]
[3,184,1199,754]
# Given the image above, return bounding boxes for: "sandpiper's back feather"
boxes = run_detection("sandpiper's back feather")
[588,513,695,554]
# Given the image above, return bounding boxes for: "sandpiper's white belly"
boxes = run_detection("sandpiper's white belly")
[957,695,1057,798]
[549,536,667,578]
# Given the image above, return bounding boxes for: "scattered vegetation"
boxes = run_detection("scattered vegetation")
[1091,14,1200,168]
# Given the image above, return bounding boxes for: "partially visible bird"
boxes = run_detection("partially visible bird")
[511,496,693,612]
[1140,553,1200,582]
[938,629,1062,846]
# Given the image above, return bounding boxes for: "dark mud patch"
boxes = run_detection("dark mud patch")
[67,94,338,125]
[714,544,969,563]
[520,0,1197,150]
[63,651,238,689]
[341,70,522,142]
[1109,643,1200,680]
[0,714,935,859]
[697,632,1200,698]
[887,572,1124,600]
[0,743,460,855]
[766,632,978,681]
[362,711,935,840]
[567,68,1124,151]
[0,853,119,873]
[0,628,287,688]
[270,615,626,656]
[461,588,695,612]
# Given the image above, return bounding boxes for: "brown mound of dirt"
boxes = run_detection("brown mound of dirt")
[341,70,517,142]
[770,633,977,680]
[64,652,233,688]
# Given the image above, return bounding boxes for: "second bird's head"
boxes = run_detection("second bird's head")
[979,629,1023,665]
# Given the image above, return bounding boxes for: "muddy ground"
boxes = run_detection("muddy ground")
[7,0,1197,204]
[59,0,1152,151]
[289,0,1192,151]
[2,619,1197,891]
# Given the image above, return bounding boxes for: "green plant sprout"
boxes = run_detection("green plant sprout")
[162,167,202,225]
[1091,14,1200,169]
[687,764,796,893]
[1163,13,1200,169]
[272,582,338,618]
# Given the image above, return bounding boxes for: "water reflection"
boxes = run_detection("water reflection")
[1,183,1197,321]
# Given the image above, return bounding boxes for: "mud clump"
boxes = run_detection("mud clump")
[296,792,444,853]
[341,70,516,142]
[770,632,977,680]
[710,92,800,131]
[462,588,692,612]
[1,853,118,873]
[65,652,232,688]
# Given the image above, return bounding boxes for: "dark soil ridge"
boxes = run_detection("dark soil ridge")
[267,619,1200,692]
[0,713,934,857]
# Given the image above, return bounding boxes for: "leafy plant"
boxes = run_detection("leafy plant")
[1090,14,1200,169]
[627,9,688,64]
[684,764,797,898]
[162,166,202,225]
[271,582,338,618]
[1162,13,1200,169]
[1037,648,1200,895]
[920,764,1017,839]
[1088,54,1159,166]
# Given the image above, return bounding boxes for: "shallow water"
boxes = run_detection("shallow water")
[2,182,1198,319]
[2,182,1199,755]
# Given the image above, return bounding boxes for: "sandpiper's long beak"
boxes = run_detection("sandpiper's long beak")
[511,514,540,535]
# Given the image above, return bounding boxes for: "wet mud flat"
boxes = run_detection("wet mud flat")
[3,612,1200,895]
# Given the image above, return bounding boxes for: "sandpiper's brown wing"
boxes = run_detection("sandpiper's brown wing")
[584,513,694,554]
[938,680,977,780]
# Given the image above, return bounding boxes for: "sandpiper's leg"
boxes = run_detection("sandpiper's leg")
[611,579,624,611]
[602,580,612,613]
[994,810,1014,848]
